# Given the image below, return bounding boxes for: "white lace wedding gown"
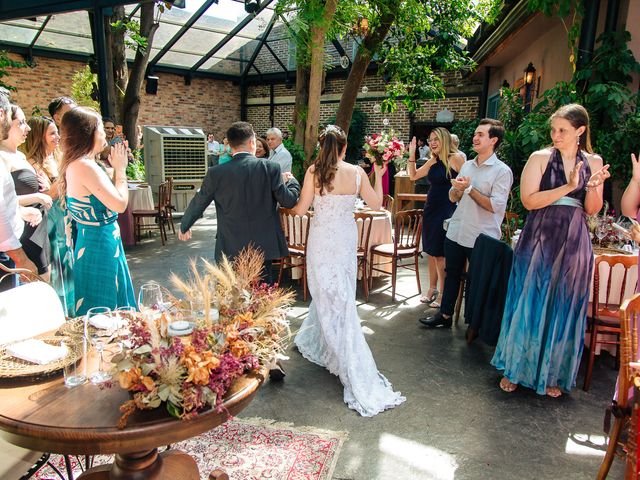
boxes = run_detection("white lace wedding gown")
[294,173,406,417]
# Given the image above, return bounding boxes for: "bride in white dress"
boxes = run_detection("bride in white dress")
[290,125,405,417]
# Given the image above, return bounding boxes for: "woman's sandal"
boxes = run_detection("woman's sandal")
[546,386,562,398]
[499,377,518,393]
[420,288,439,304]
[429,295,442,309]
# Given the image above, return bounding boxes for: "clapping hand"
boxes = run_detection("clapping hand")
[108,142,128,172]
[632,153,640,182]
[409,137,417,157]
[586,164,610,190]
[36,170,50,192]
[567,161,583,189]
[451,176,470,191]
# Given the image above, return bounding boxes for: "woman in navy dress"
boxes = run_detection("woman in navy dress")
[407,129,465,308]
[491,104,611,397]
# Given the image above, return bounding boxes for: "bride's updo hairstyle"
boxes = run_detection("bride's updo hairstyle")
[58,106,102,205]
[315,124,347,195]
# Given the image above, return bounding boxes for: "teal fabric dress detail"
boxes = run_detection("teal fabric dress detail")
[48,198,75,317]
[67,195,136,316]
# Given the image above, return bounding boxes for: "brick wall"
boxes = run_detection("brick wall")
[5,53,241,140]
[246,72,482,141]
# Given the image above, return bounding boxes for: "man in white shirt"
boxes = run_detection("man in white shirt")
[420,119,513,328]
[266,127,293,174]
[207,133,219,154]
[418,137,430,159]
[0,90,38,290]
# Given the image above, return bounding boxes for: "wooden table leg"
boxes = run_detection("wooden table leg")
[209,469,230,480]
[78,448,199,480]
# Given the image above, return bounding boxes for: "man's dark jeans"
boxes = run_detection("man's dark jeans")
[440,238,473,317]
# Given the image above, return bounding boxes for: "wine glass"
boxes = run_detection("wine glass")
[595,221,607,246]
[138,282,162,319]
[89,333,111,384]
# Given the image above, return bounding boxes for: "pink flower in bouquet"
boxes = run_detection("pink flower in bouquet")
[363,130,405,166]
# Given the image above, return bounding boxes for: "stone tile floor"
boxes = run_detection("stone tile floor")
[124,209,624,479]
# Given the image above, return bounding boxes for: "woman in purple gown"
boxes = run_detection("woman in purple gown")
[492,104,611,397]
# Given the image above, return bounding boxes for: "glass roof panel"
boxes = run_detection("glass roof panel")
[0,23,39,45]
[45,11,92,38]
[198,56,249,75]
[252,47,285,74]
[214,37,260,61]
[152,49,202,68]
[35,31,93,53]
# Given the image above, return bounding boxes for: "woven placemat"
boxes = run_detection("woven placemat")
[0,336,83,379]
[593,246,633,255]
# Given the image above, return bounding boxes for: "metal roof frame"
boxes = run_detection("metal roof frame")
[190,0,274,72]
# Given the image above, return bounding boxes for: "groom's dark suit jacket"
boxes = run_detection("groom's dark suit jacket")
[181,152,301,261]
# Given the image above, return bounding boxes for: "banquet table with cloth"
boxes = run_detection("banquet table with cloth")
[290,209,393,280]
[117,184,155,247]
[0,364,267,479]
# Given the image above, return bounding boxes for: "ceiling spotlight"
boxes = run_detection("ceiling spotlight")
[245,0,259,13]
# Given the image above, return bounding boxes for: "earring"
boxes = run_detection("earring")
[576,135,580,147]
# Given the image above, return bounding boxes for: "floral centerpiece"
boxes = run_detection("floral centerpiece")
[587,202,626,249]
[363,130,405,168]
[113,248,293,428]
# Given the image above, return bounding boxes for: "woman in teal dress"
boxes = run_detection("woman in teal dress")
[24,116,75,316]
[58,107,136,316]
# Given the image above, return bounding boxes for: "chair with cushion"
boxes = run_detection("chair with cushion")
[584,254,638,391]
[369,208,422,301]
[596,292,640,479]
[277,208,311,301]
[132,182,169,245]
[354,212,374,301]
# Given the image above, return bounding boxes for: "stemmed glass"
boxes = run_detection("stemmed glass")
[85,306,113,384]
[138,282,163,319]
[89,333,111,384]
[115,306,136,349]
[595,221,607,246]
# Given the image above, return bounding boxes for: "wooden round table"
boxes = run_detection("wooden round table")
[0,366,267,479]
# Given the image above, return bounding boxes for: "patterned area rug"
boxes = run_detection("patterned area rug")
[33,417,347,480]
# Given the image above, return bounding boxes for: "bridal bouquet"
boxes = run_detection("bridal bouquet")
[363,130,405,167]
[113,248,293,428]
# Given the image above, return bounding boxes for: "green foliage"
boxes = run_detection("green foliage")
[126,149,146,181]
[71,65,100,111]
[111,18,148,52]
[450,119,475,157]
[283,139,306,180]
[31,105,44,117]
[0,51,26,91]
[380,0,501,113]
[493,29,640,220]
[327,107,369,163]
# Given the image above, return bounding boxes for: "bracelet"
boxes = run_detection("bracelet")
[584,185,597,192]
[407,160,416,163]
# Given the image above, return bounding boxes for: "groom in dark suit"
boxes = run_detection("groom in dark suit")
[179,121,300,284]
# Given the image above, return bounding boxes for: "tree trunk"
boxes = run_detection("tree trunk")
[303,0,338,162]
[334,8,396,136]
[121,2,159,150]
[293,65,309,147]
[109,6,128,123]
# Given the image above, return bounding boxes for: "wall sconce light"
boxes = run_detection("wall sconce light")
[499,79,510,97]
[524,62,536,85]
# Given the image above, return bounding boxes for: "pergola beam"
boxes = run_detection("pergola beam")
[190,0,274,72]
[0,0,139,21]
[148,0,217,69]
[240,9,277,80]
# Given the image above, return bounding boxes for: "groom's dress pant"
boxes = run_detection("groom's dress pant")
[440,237,473,317]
